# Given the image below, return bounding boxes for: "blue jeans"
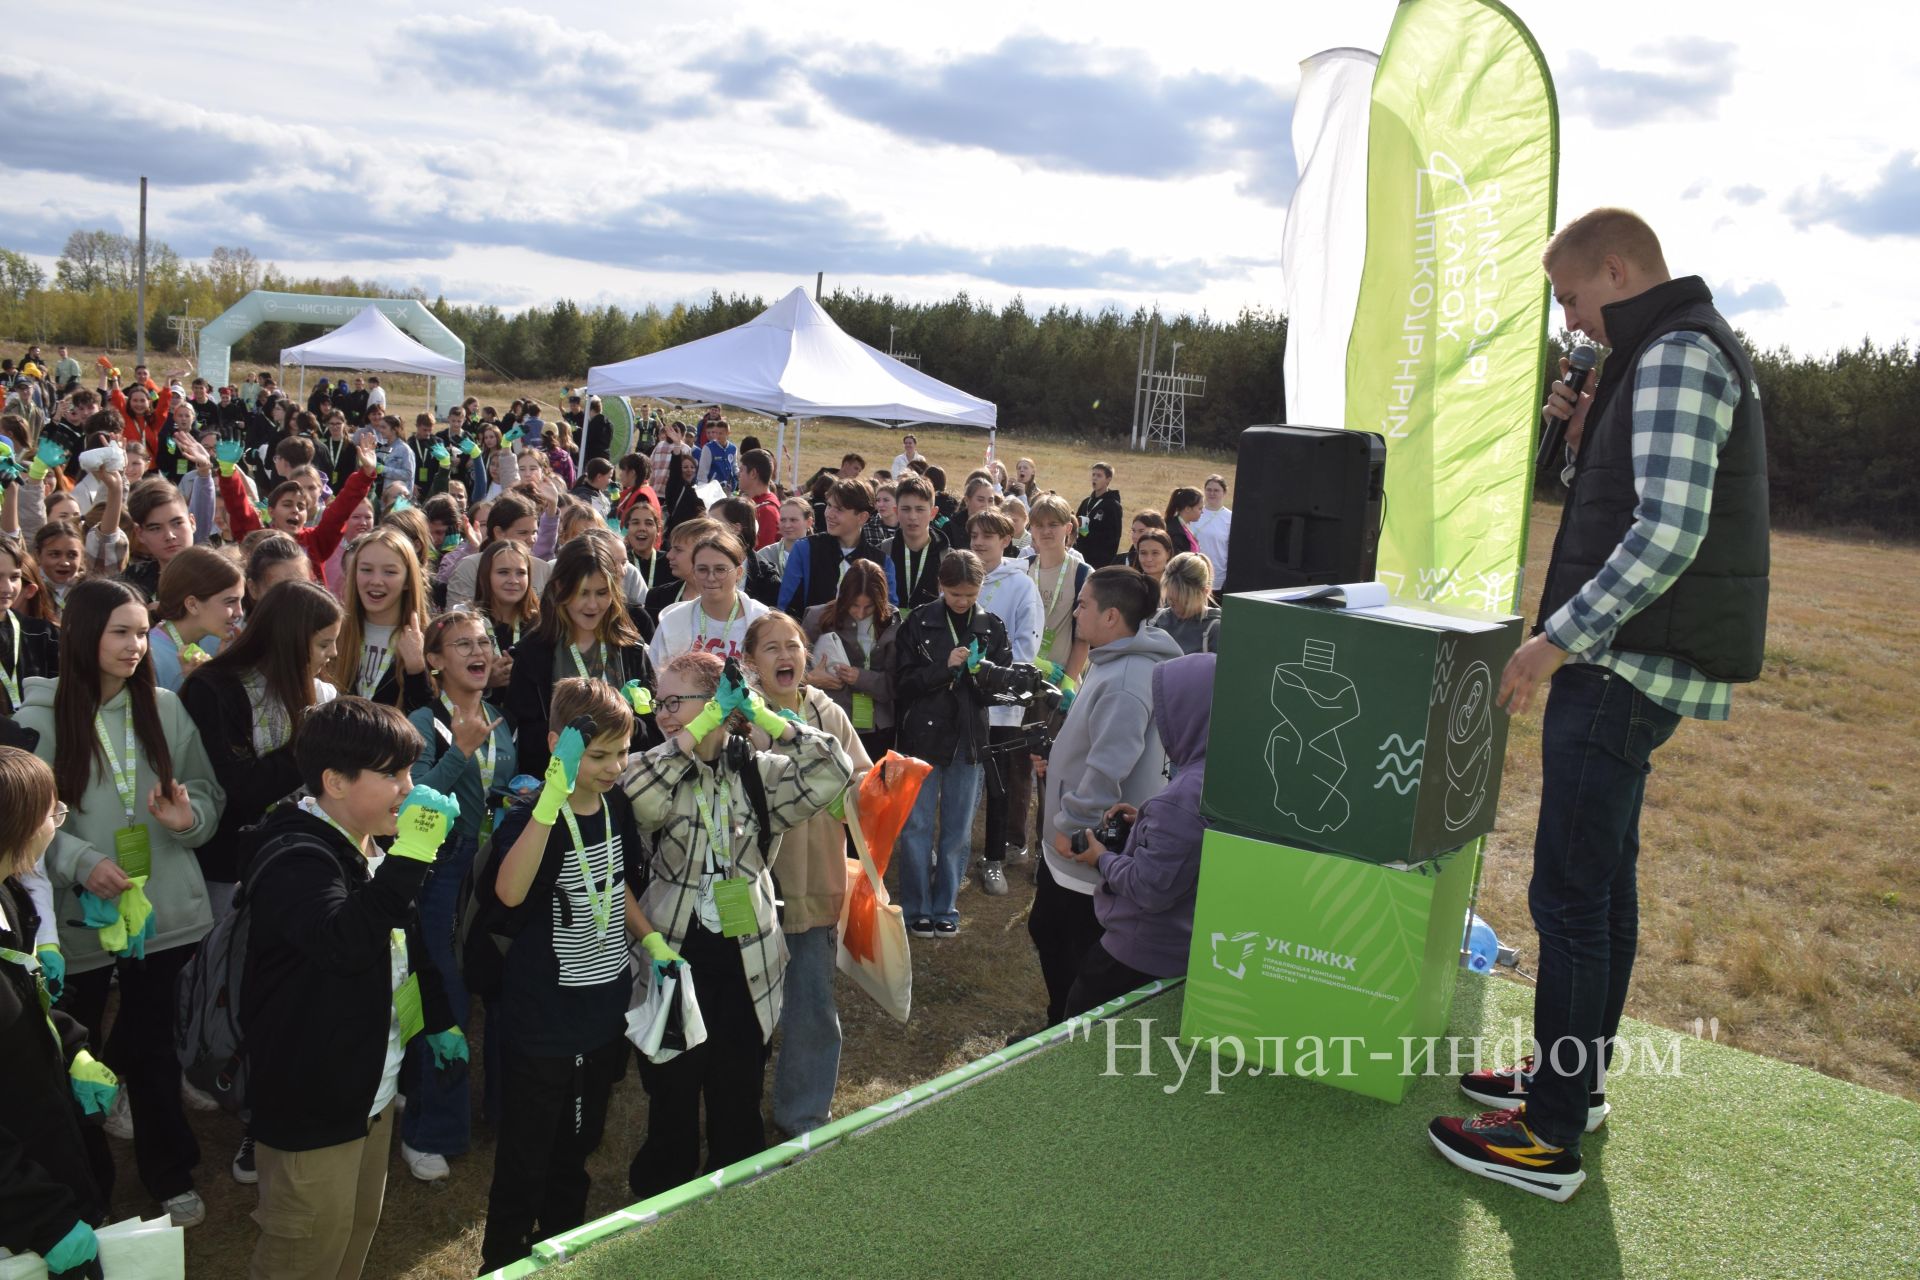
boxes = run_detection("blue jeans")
[1525,664,1681,1149]
[403,832,477,1156]
[771,925,841,1135]
[896,753,985,924]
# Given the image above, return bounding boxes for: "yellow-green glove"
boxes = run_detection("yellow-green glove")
[35,943,64,1000]
[392,785,459,863]
[639,930,683,977]
[743,691,790,737]
[533,717,593,825]
[69,1048,119,1116]
[118,878,155,960]
[681,698,726,742]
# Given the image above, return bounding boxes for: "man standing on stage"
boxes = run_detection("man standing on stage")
[1429,208,1769,1201]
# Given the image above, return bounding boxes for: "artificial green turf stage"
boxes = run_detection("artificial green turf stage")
[560,978,1919,1279]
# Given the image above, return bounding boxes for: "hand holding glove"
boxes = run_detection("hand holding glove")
[533,717,594,824]
[35,943,64,1000]
[966,639,983,673]
[680,699,727,746]
[639,930,683,978]
[68,1049,119,1116]
[117,878,155,960]
[391,785,460,863]
[30,438,66,481]
[425,1026,469,1082]
[715,661,750,717]
[43,1220,98,1276]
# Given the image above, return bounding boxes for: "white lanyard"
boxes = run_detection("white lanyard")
[558,798,616,937]
[441,694,498,795]
[93,704,138,824]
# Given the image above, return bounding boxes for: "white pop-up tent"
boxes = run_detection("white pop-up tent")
[586,287,996,484]
[279,304,466,412]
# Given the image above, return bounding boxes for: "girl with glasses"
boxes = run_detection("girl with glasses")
[648,532,766,666]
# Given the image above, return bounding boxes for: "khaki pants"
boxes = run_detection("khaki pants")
[251,1104,394,1280]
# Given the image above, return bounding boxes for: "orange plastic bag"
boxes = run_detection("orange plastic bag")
[837,752,929,1022]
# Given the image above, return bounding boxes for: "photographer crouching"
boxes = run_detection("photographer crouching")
[1031,566,1184,1025]
[1057,652,1214,1016]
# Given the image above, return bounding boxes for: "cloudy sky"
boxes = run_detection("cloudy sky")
[6,0,1912,354]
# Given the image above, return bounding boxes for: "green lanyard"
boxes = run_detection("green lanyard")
[640,548,659,589]
[696,593,741,651]
[0,943,59,1051]
[558,798,616,937]
[161,619,187,655]
[93,704,138,824]
[569,641,600,680]
[903,541,928,602]
[692,773,732,869]
[0,611,18,707]
[1031,559,1070,654]
[441,694,498,795]
[944,608,973,649]
[300,796,366,855]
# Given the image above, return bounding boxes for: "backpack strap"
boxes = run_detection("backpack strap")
[726,735,776,860]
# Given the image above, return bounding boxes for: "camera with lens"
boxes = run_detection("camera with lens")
[1070,810,1133,855]
[970,660,1062,713]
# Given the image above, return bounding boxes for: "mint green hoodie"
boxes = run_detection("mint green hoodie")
[16,677,225,975]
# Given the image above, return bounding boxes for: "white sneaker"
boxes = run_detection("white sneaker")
[180,1080,220,1112]
[104,1089,135,1141]
[401,1142,450,1182]
[163,1190,207,1228]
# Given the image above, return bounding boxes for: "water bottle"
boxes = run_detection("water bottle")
[1463,912,1500,974]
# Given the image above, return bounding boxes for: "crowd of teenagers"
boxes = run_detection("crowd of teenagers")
[0,356,1237,1279]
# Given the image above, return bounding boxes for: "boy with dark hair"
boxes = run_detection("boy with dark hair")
[739,448,780,549]
[892,550,1012,936]
[478,679,668,1272]
[776,478,895,617]
[570,457,616,517]
[243,698,462,1280]
[1075,463,1124,568]
[886,475,942,613]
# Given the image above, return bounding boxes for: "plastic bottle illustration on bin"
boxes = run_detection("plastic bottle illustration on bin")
[1441,657,1495,832]
[1263,638,1362,833]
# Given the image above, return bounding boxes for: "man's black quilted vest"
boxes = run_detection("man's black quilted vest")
[1537,276,1769,682]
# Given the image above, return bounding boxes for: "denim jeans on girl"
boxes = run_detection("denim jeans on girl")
[896,751,985,925]
[402,832,478,1156]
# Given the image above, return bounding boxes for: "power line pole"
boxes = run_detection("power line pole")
[1128,311,1149,449]
[135,176,148,366]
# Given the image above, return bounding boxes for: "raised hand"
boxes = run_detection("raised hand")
[452,703,502,756]
[395,620,426,674]
[147,779,197,833]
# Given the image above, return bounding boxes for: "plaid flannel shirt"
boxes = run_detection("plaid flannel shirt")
[1542,332,1742,720]
[621,725,853,1041]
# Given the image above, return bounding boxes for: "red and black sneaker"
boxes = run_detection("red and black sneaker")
[1428,1106,1586,1202]
[1460,1056,1611,1133]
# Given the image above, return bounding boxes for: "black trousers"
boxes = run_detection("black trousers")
[982,725,1030,864]
[1027,861,1105,1026]
[1064,941,1156,1019]
[629,924,769,1201]
[479,1036,627,1273]
[61,943,201,1201]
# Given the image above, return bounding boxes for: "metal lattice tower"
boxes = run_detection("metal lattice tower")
[1141,341,1204,452]
[167,315,205,361]
[886,324,920,367]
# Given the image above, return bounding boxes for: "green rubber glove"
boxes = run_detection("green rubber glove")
[391,496,413,513]
[714,663,750,717]
[621,679,653,716]
[681,698,726,743]
[216,438,245,478]
[76,888,119,930]
[392,785,460,863]
[430,442,451,465]
[744,690,791,737]
[503,426,524,444]
[966,639,983,672]
[1058,674,1079,712]
[777,706,803,723]
[177,641,208,666]
[1040,658,1066,684]
[828,787,848,823]
[438,532,460,552]
[639,930,683,978]
[533,717,593,824]
[35,943,63,1000]
[426,1026,469,1070]
[43,1220,97,1275]
[460,436,480,457]
[117,878,154,960]
[69,1048,119,1115]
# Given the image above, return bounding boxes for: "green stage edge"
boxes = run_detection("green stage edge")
[479,978,1183,1279]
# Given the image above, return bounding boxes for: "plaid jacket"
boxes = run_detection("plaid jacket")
[621,725,853,1041]
[1543,332,1740,720]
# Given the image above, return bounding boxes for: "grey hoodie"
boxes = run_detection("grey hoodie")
[1043,624,1186,894]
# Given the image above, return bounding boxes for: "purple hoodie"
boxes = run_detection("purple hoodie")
[1091,652,1214,977]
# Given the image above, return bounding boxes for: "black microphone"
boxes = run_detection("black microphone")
[1537,343,1599,483]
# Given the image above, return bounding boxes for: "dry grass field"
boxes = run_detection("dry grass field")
[29,354,1920,1277]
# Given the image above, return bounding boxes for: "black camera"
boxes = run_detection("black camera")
[971,661,1062,713]
[1070,810,1133,855]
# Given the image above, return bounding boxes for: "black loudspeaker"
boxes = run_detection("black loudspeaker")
[1226,425,1386,590]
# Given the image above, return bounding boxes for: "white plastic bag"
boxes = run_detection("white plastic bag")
[624,958,708,1063]
[837,799,913,1022]
[0,1215,185,1280]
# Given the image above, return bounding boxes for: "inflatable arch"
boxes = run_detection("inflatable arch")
[199,290,466,417]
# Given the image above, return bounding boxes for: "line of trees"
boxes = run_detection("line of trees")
[3,232,1914,532]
